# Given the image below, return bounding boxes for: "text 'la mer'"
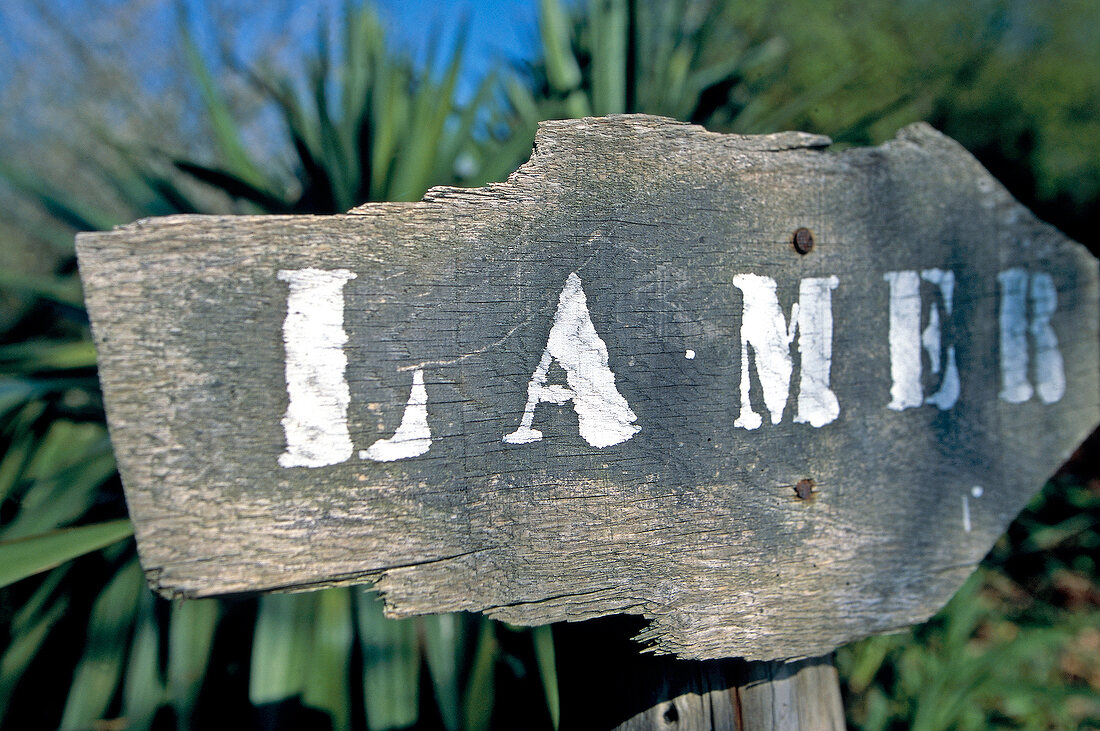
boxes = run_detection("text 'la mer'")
[277,267,1066,469]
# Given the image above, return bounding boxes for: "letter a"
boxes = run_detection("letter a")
[504,273,639,448]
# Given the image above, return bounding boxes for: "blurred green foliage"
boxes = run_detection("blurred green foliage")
[838,473,1100,728]
[0,4,556,728]
[0,0,1098,728]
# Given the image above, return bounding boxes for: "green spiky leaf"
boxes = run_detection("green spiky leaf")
[0,520,133,588]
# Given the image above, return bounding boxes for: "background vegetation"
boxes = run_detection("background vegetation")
[0,0,1098,728]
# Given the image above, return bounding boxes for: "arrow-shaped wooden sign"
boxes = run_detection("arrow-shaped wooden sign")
[77,115,1099,661]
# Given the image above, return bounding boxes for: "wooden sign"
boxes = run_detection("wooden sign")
[77,115,1100,661]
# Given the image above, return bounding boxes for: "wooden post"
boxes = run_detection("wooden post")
[733,659,845,731]
[555,618,844,730]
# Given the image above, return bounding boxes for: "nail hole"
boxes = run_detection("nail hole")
[793,227,814,255]
[794,478,815,500]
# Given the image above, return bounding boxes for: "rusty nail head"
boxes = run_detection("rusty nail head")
[794,478,815,500]
[793,227,814,255]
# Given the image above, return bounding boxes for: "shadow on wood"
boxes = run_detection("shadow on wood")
[555,616,844,730]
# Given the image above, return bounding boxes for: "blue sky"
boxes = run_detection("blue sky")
[0,0,542,109]
[0,0,545,167]
[197,0,543,101]
[376,0,539,81]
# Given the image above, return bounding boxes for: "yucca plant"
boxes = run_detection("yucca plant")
[525,0,793,125]
[0,4,561,729]
[173,7,522,211]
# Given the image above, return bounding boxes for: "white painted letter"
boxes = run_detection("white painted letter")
[998,269,1065,404]
[1031,273,1066,404]
[503,273,639,448]
[732,274,840,429]
[884,269,959,411]
[278,268,356,468]
[361,368,431,462]
[794,276,842,427]
[998,268,1031,403]
[884,271,922,410]
[920,269,960,410]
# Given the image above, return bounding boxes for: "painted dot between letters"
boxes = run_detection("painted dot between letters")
[685,350,696,360]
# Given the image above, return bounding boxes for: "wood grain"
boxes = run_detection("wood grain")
[76,115,1100,660]
[555,617,844,729]
[596,660,843,731]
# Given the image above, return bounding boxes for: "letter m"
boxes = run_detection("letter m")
[733,274,840,430]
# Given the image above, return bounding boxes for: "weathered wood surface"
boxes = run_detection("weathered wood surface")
[609,660,844,731]
[555,618,845,729]
[76,115,1100,660]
